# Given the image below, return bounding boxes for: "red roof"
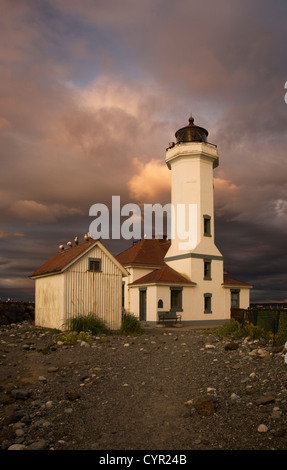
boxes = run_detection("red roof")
[223,275,253,288]
[116,239,171,267]
[129,264,196,286]
[30,240,96,277]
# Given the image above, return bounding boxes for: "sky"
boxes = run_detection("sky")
[0,0,287,303]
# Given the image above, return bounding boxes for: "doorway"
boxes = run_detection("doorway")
[139,289,147,321]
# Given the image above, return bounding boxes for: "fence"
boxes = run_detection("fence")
[231,307,287,338]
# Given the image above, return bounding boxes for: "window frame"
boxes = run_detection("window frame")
[170,287,183,312]
[231,289,240,308]
[88,257,102,273]
[204,259,212,280]
[203,215,211,237]
[204,293,212,314]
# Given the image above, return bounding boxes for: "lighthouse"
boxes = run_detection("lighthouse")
[164,116,225,316]
[116,116,252,325]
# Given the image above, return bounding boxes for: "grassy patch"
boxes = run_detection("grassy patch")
[68,314,111,335]
[120,312,144,336]
[213,318,274,341]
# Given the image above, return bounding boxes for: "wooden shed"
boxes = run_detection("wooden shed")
[30,239,128,331]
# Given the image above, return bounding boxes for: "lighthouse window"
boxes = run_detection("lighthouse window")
[204,293,212,313]
[203,215,211,237]
[204,260,212,280]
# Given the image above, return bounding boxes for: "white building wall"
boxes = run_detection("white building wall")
[129,286,140,317]
[223,286,250,311]
[34,274,65,330]
[122,266,158,313]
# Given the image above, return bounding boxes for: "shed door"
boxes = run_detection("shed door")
[139,289,147,321]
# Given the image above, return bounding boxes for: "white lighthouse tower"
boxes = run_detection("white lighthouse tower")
[164,116,225,317]
[116,116,252,325]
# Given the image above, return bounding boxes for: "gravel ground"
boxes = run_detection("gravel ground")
[1,320,287,453]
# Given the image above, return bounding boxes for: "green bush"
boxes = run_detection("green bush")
[120,312,144,336]
[278,312,287,344]
[213,318,273,341]
[68,314,111,335]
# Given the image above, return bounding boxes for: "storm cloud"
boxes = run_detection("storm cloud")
[0,0,286,302]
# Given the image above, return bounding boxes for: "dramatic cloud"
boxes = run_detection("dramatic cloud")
[0,0,286,302]
[128,159,171,202]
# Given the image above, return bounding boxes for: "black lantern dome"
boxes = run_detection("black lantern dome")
[175,116,208,143]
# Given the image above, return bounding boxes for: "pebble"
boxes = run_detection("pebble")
[2,321,287,450]
[38,376,47,382]
[230,393,240,402]
[257,424,268,433]
[8,444,27,450]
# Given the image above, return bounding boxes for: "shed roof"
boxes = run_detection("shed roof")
[129,264,196,287]
[30,239,128,278]
[116,238,171,267]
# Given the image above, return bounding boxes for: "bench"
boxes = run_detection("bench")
[158,310,182,324]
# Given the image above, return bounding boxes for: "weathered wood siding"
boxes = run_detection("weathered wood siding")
[64,245,123,330]
[34,273,65,330]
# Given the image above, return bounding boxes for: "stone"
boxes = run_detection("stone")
[66,391,80,401]
[193,395,215,416]
[47,366,58,373]
[257,424,268,433]
[230,393,240,402]
[11,388,31,400]
[254,394,275,406]
[38,376,47,382]
[224,342,239,351]
[9,410,26,422]
[26,439,48,450]
[8,444,27,450]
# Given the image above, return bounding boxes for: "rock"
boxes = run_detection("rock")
[257,424,268,433]
[230,393,240,402]
[26,439,48,450]
[193,395,215,416]
[66,391,81,401]
[224,342,239,351]
[64,407,73,414]
[8,444,27,450]
[254,394,275,406]
[271,407,282,419]
[80,372,91,382]
[9,410,26,423]
[38,376,47,382]
[11,388,31,400]
[47,366,58,373]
